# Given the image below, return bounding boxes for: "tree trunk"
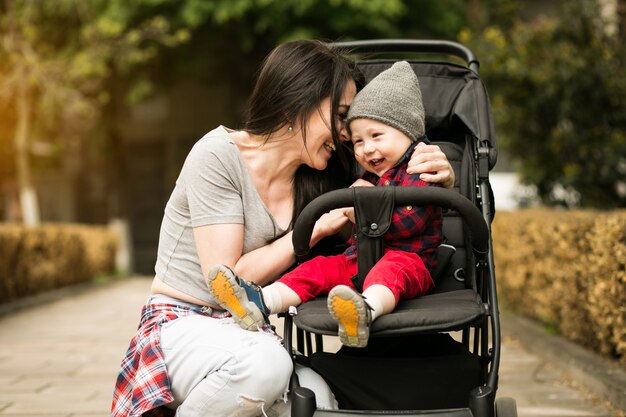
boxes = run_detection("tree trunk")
[14,80,40,226]
[618,0,626,42]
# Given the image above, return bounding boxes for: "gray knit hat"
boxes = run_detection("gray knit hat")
[347,61,425,142]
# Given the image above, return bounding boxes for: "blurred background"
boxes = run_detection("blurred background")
[1,0,625,275]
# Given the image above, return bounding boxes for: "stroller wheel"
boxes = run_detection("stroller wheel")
[495,397,517,417]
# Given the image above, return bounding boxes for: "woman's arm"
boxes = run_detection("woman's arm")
[193,224,295,287]
[193,209,351,287]
[406,142,455,189]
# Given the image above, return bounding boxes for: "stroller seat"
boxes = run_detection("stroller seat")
[294,288,485,336]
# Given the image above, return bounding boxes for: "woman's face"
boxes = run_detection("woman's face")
[300,80,356,170]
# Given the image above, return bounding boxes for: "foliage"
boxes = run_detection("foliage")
[460,0,626,208]
[133,0,469,131]
[167,0,466,45]
[128,0,468,101]
[0,0,190,144]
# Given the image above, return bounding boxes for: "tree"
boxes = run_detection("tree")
[461,0,626,208]
[0,0,190,224]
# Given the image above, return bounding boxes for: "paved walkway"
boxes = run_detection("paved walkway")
[0,276,623,417]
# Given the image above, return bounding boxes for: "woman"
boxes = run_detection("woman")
[112,39,454,417]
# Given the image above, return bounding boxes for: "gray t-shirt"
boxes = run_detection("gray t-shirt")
[155,126,287,303]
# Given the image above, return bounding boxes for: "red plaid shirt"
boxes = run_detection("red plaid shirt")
[344,140,443,271]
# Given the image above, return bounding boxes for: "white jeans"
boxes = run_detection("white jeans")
[160,310,292,417]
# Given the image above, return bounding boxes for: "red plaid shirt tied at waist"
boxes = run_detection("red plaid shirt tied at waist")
[111,302,216,417]
[111,301,275,417]
[344,139,443,271]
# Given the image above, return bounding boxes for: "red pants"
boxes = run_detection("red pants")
[277,249,434,304]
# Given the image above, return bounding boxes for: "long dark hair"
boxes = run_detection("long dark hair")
[244,40,363,224]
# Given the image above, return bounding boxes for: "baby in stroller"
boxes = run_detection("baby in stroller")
[206,61,442,348]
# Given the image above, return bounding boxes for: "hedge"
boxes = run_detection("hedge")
[492,209,626,367]
[0,223,118,304]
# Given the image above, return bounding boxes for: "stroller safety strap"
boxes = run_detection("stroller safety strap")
[352,186,395,290]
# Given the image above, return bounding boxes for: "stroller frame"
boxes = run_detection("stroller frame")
[282,39,516,417]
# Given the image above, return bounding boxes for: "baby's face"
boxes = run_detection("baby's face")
[350,118,413,177]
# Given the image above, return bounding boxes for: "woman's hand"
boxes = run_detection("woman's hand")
[310,208,352,247]
[407,142,455,189]
[342,178,373,224]
[342,207,355,224]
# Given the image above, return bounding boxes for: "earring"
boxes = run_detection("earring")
[288,125,293,132]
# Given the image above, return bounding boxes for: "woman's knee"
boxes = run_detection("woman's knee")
[252,339,292,388]
[236,335,293,399]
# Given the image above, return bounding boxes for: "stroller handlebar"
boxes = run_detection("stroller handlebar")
[293,186,489,261]
[332,39,479,71]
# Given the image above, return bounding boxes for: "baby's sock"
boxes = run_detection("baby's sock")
[261,286,283,315]
[262,282,303,314]
[363,295,384,321]
[362,284,396,321]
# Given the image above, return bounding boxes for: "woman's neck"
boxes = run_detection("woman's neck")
[232,130,302,184]
[229,129,300,229]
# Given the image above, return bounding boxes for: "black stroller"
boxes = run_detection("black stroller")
[282,40,517,417]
